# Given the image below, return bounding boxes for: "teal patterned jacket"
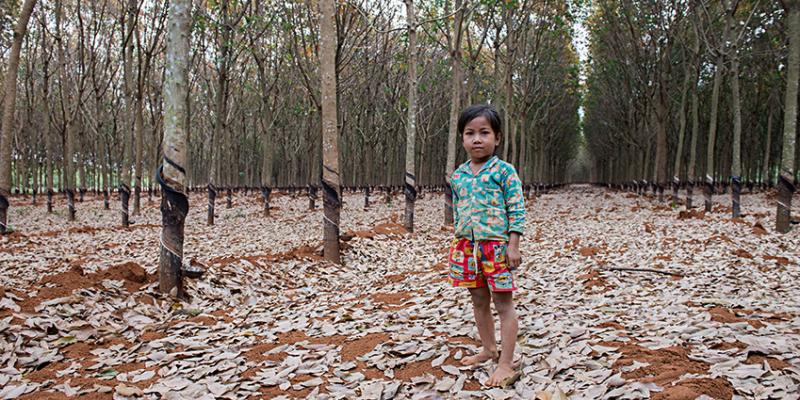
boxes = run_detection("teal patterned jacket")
[451,155,525,241]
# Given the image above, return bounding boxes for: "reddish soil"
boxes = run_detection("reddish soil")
[243,342,284,363]
[370,291,414,310]
[732,249,753,259]
[752,222,768,235]
[252,386,314,399]
[394,359,446,380]
[346,222,409,240]
[393,354,480,390]
[577,269,613,292]
[275,331,346,347]
[384,274,406,284]
[711,340,747,351]
[448,335,481,347]
[20,262,154,312]
[139,331,166,342]
[608,343,709,387]
[707,307,765,329]
[33,224,160,238]
[744,354,791,370]
[652,378,733,400]
[340,333,391,362]
[763,255,791,266]
[713,205,733,214]
[187,315,217,326]
[209,243,326,267]
[578,246,600,257]
[210,309,235,323]
[0,231,28,246]
[595,321,625,331]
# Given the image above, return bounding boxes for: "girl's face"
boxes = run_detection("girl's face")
[462,116,500,163]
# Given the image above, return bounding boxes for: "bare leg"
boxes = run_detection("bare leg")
[461,286,499,366]
[486,291,519,386]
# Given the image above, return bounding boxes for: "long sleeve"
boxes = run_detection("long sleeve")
[503,168,525,235]
[451,182,459,224]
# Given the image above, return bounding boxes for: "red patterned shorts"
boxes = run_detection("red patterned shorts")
[448,238,516,292]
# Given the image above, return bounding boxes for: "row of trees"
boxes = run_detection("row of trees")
[583,0,799,231]
[0,0,582,234]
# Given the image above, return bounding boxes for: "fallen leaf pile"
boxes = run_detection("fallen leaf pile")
[1,185,798,399]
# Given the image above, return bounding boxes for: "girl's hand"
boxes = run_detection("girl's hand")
[507,244,522,271]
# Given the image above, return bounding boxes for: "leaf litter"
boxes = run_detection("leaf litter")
[1,186,799,399]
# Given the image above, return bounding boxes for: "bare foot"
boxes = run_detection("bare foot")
[460,349,499,366]
[486,364,519,387]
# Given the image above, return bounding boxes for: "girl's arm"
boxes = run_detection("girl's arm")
[503,171,525,236]
[503,168,525,269]
[508,232,521,269]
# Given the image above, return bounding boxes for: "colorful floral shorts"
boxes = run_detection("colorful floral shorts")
[448,238,516,292]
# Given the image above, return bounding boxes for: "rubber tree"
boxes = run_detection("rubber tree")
[443,0,466,226]
[56,0,76,221]
[776,0,799,233]
[0,0,37,233]
[404,0,418,233]
[703,2,732,212]
[40,14,54,214]
[120,0,138,227]
[320,0,341,263]
[686,20,701,209]
[159,0,191,297]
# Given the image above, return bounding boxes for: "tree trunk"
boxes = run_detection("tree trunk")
[120,0,137,227]
[654,96,668,203]
[0,0,37,233]
[133,83,145,216]
[403,0,418,233]
[729,5,743,219]
[501,6,513,162]
[777,1,799,233]
[687,29,700,209]
[762,101,773,184]
[518,116,527,182]
[730,55,742,218]
[320,0,341,264]
[705,12,731,212]
[159,0,191,298]
[443,0,465,226]
[673,61,691,206]
[260,132,273,217]
[56,0,76,221]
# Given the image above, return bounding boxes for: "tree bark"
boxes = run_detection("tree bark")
[705,10,731,212]
[728,4,743,219]
[159,0,191,298]
[403,0,418,233]
[777,1,799,233]
[762,100,773,185]
[120,0,137,227]
[320,0,341,264]
[0,0,37,233]
[687,26,701,210]
[444,0,465,226]
[673,61,691,206]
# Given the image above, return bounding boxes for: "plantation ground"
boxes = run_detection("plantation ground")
[1,185,799,399]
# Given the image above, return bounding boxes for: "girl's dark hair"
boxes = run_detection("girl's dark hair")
[457,104,503,140]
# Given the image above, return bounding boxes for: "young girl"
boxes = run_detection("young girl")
[448,104,524,387]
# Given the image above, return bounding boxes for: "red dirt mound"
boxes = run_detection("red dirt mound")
[610,343,710,386]
[653,378,733,400]
[707,307,765,329]
[677,209,705,220]
[22,262,154,312]
[346,222,409,240]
